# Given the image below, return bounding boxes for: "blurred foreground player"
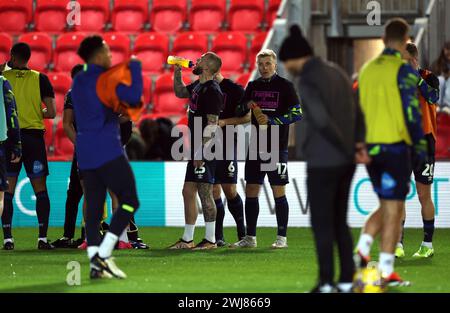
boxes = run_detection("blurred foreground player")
[354,18,426,286]
[395,43,440,258]
[53,70,148,250]
[71,35,143,278]
[280,25,368,293]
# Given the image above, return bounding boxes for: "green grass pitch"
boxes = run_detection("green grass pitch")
[1,227,449,293]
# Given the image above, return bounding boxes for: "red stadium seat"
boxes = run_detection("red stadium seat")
[177,114,188,126]
[49,72,72,117]
[35,0,68,33]
[249,32,267,69]
[0,33,12,64]
[75,0,110,32]
[133,33,169,75]
[142,75,152,108]
[18,32,53,72]
[112,0,148,33]
[54,32,86,73]
[267,0,282,28]
[211,32,248,76]
[54,120,74,158]
[189,0,226,32]
[228,0,264,32]
[235,72,251,88]
[0,0,32,34]
[103,32,130,66]
[150,0,186,33]
[153,73,191,116]
[436,112,450,160]
[172,32,208,64]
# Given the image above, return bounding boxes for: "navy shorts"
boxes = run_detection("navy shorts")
[245,150,289,185]
[185,160,217,184]
[412,134,435,185]
[366,143,412,200]
[7,129,49,179]
[214,159,238,184]
[0,144,8,191]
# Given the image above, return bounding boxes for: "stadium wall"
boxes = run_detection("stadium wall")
[11,161,450,228]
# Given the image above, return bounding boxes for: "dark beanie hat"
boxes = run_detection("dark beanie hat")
[279,25,313,61]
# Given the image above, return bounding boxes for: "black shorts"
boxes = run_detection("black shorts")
[185,160,217,184]
[366,143,412,200]
[412,134,435,185]
[0,144,8,191]
[245,150,289,185]
[214,159,238,184]
[6,129,49,179]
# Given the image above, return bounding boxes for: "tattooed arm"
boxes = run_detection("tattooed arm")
[173,65,190,98]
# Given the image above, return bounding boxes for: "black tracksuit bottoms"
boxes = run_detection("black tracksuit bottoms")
[307,164,356,285]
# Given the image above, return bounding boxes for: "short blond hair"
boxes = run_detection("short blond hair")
[256,49,277,63]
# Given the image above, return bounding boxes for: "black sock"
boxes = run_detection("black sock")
[400,220,405,245]
[215,198,225,241]
[423,218,435,243]
[36,191,50,238]
[227,194,245,240]
[80,225,86,240]
[127,215,138,242]
[245,197,259,237]
[1,192,14,239]
[275,196,289,237]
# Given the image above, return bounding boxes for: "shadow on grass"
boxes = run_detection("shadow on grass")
[1,249,83,256]
[0,275,121,293]
[0,281,72,293]
[123,247,274,258]
[396,258,433,267]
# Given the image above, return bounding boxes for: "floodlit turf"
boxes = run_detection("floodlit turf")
[0,227,449,293]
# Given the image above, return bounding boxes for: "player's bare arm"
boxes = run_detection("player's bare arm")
[219,111,251,127]
[62,108,76,144]
[173,65,190,98]
[42,97,56,119]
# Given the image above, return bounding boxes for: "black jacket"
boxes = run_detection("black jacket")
[297,57,365,168]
